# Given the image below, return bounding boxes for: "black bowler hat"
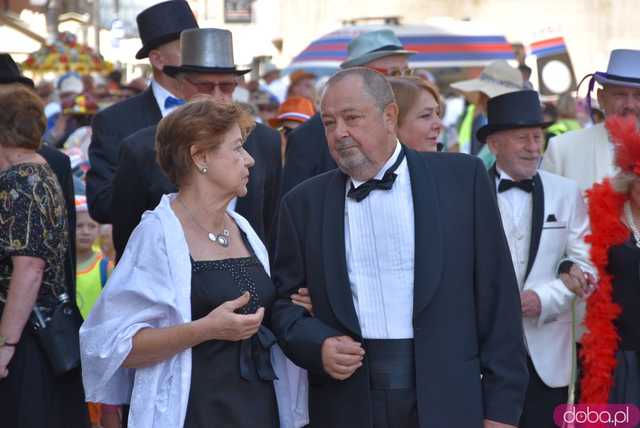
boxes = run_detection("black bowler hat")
[0,53,34,87]
[135,0,199,60]
[476,90,552,142]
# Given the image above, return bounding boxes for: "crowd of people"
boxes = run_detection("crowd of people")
[1,0,639,427]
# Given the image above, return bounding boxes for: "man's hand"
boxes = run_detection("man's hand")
[561,264,596,298]
[321,336,364,380]
[484,420,516,428]
[520,290,541,318]
[291,287,313,315]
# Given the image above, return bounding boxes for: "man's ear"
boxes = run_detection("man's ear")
[148,49,165,73]
[486,134,499,155]
[383,102,399,134]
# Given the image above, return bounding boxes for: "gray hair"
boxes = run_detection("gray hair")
[612,171,637,194]
[321,67,395,112]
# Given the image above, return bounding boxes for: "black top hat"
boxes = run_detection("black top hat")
[135,0,199,60]
[0,54,34,87]
[476,90,552,142]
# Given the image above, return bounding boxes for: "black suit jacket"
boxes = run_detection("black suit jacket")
[111,122,282,260]
[38,146,77,299]
[271,150,528,427]
[281,113,336,197]
[86,88,161,223]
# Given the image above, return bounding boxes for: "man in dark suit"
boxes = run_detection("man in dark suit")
[39,145,77,298]
[281,29,415,196]
[271,68,528,427]
[111,28,281,259]
[86,0,198,223]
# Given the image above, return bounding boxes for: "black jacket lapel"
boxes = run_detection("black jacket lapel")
[407,149,444,318]
[322,170,362,337]
[488,163,499,195]
[525,173,544,280]
[142,87,162,123]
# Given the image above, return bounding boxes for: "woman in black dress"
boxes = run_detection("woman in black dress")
[0,84,89,426]
[81,97,306,427]
[581,116,640,405]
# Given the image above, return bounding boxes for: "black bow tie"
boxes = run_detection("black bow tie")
[498,178,534,193]
[347,147,405,202]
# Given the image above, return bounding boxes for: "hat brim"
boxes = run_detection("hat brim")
[268,113,309,128]
[340,49,416,69]
[450,78,521,98]
[593,73,640,89]
[477,121,554,143]
[163,64,251,77]
[0,75,34,88]
[135,33,183,60]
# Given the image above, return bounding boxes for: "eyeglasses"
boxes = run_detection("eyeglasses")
[182,76,238,94]
[367,66,413,77]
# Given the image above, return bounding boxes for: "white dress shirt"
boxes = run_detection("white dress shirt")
[495,167,532,290]
[344,143,415,339]
[151,80,181,118]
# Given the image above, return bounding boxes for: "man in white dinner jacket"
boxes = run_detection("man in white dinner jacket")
[482,90,596,428]
[542,49,640,193]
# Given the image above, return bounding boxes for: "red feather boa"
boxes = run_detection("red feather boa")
[580,180,627,404]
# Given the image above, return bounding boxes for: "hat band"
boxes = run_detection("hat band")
[595,71,640,85]
[369,44,406,54]
[479,73,522,89]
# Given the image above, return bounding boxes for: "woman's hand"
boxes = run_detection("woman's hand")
[291,288,314,315]
[199,292,264,342]
[0,345,15,379]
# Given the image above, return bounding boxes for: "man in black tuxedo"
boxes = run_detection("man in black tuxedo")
[86,0,198,223]
[281,29,415,196]
[111,28,281,259]
[271,67,528,427]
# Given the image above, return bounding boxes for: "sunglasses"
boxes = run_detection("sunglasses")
[182,76,238,94]
[367,66,413,77]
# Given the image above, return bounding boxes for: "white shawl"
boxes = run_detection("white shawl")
[80,194,308,428]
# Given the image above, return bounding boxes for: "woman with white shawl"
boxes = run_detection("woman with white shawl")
[80,98,308,428]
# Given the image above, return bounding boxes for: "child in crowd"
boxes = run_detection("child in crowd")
[74,196,120,428]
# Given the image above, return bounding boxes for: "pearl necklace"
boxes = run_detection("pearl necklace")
[178,198,230,248]
[624,201,640,248]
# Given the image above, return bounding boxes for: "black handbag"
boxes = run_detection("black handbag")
[30,293,83,376]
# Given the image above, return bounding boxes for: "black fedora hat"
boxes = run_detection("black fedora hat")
[476,90,552,142]
[0,53,34,87]
[135,0,199,60]
[163,29,251,77]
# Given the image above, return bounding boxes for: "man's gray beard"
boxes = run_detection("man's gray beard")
[334,139,374,178]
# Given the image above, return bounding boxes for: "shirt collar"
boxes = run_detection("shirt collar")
[495,165,515,183]
[151,80,179,116]
[351,141,402,188]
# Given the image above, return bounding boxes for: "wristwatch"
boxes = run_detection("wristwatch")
[0,335,18,347]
